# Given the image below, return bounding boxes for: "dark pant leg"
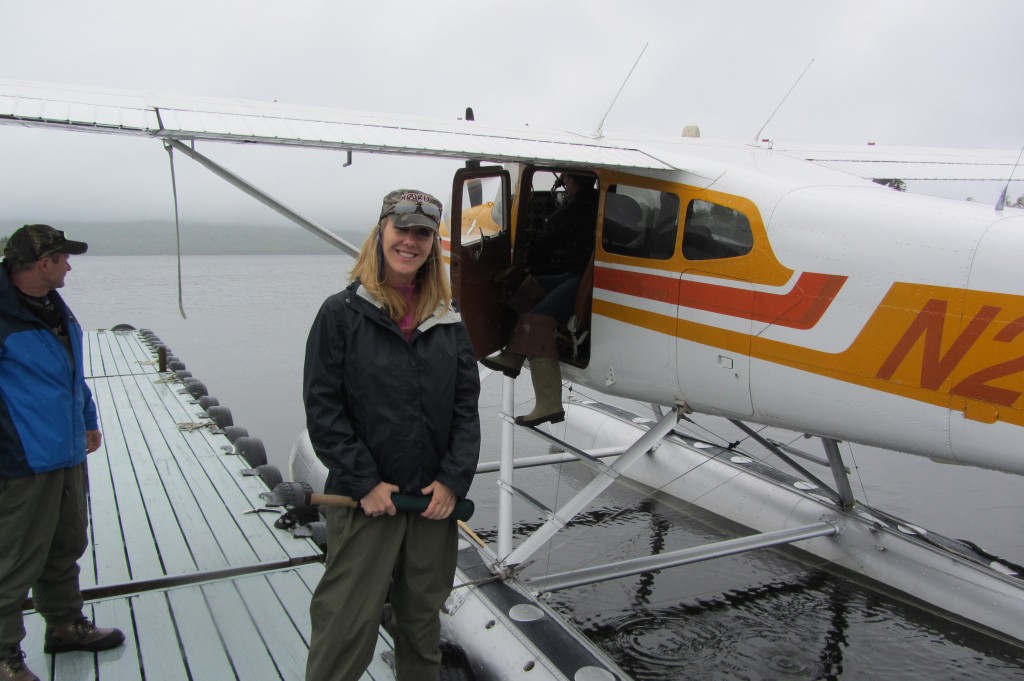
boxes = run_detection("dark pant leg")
[531,273,581,325]
[32,462,88,627]
[0,469,66,647]
[389,515,459,681]
[306,506,406,681]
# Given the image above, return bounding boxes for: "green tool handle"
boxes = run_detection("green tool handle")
[309,492,475,522]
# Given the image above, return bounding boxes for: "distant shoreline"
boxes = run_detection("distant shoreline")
[0,220,367,256]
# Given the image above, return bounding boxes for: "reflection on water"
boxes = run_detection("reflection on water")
[64,255,1024,680]
[476,470,1024,680]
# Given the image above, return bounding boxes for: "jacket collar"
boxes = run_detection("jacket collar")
[0,266,65,324]
[350,279,462,331]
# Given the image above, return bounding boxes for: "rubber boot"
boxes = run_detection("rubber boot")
[482,312,558,378]
[506,313,559,359]
[480,351,526,378]
[515,357,565,427]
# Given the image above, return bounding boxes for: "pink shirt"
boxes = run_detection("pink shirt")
[398,284,417,341]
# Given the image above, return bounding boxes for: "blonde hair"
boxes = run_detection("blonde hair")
[349,218,452,325]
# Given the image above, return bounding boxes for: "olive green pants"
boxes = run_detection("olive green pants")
[305,505,458,681]
[0,463,88,648]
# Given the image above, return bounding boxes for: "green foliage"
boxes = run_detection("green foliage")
[872,178,907,192]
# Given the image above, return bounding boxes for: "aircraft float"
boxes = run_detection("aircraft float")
[2,78,1023,679]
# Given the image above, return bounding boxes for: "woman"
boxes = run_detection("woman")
[303,189,481,681]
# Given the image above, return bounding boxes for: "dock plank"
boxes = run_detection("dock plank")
[165,587,239,681]
[105,373,198,577]
[131,591,192,681]
[91,598,144,679]
[118,373,241,570]
[235,576,309,680]
[84,378,132,587]
[90,376,164,583]
[82,331,99,378]
[201,579,290,681]
[96,331,123,379]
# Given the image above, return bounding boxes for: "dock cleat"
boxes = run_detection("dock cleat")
[0,646,38,681]
[44,617,125,654]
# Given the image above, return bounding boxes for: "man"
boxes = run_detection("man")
[481,173,599,426]
[0,225,124,681]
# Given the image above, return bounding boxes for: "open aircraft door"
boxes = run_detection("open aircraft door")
[450,167,513,358]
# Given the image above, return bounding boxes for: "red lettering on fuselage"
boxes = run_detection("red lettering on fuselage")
[952,316,1024,406]
[877,299,1024,407]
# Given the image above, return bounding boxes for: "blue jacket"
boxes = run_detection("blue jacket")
[0,267,97,478]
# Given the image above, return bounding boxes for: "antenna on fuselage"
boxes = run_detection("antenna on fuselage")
[995,142,1024,211]
[593,43,648,139]
[752,59,814,145]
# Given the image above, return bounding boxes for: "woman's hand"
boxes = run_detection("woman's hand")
[359,482,399,517]
[420,480,456,520]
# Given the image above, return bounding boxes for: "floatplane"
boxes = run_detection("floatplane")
[3,78,1024,679]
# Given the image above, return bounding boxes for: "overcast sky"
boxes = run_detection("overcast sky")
[1,0,1022,235]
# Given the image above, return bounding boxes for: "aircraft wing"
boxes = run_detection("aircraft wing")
[769,142,1021,181]
[0,78,675,171]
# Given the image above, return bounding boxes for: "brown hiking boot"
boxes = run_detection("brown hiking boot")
[0,646,39,681]
[44,617,124,654]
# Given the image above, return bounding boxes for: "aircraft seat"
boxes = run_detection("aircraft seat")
[602,193,644,253]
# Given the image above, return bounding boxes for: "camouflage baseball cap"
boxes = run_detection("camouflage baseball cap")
[3,224,88,265]
[378,189,443,232]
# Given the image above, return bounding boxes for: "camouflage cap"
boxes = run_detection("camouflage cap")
[378,189,443,232]
[3,224,88,266]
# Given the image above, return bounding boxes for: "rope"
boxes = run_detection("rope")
[163,142,187,320]
[177,420,217,432]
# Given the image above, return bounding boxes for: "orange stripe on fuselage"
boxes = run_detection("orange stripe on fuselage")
[595,277,1024,428]
[594,267,847,330]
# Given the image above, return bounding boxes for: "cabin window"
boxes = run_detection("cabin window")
[601,185,679,260]
[682,199,753,260]
[458,174,506,245]
[518,169,599,275]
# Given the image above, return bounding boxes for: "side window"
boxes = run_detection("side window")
[518,169,599,275]
[458,175,506,245]
[601,185,680,260]
[682,199,753,260]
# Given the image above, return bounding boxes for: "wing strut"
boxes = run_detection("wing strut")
[526,521,837,593]
[499,395,683,568]
[163,139,360,258]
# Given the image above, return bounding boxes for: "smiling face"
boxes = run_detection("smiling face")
[379,217,435,286]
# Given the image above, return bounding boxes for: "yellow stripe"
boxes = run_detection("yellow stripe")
[597,283,1024,428]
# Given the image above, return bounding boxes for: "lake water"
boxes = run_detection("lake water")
[63,254,1024,680]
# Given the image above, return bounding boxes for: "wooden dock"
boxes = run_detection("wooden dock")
[21,328,398,681]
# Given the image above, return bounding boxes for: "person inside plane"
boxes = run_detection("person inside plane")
[481,172,598,426]
[303,189,481,681]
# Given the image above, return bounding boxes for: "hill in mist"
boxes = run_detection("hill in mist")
[0,220,368,256]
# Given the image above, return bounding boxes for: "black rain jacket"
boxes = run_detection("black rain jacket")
[303,279,481,501]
